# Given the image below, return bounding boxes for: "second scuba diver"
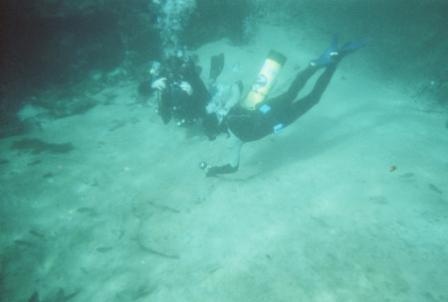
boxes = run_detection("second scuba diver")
[140,49,226,139]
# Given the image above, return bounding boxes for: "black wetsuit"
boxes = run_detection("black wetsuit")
[205,62,339,177]
[225,63,337,142]
[154,56,210,125]
[139,53,227,139]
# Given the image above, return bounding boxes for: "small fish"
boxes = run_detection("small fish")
[42,172,54,178]
[76,207,98,217]
[29,229,46,239]
[96,246,113,253]
[148,201,180,213]
[399,172,414,178]
[27,159,42,166]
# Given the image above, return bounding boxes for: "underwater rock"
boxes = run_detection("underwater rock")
[28,0,122,18]
[0,108,27,138]
[31,90,97,118]
[50,97,97,118]
[11,138,74,155]
[183,0,252,46]
[27,291,39,302]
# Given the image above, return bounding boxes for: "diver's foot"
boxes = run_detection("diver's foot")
[310,36,366,68]
[310,36,339,68]
[338,39,367,56]
[309,51,339,68]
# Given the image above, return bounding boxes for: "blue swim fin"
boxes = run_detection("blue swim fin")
[311,36,367,67]
[311,35,340,67]
[339,38,368,56]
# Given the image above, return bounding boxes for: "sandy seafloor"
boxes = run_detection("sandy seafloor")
[1,25,447,302]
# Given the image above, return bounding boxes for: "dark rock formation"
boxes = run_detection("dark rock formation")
[0,0,161,137]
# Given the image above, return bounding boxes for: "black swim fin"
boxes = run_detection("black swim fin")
[209,53,225,82]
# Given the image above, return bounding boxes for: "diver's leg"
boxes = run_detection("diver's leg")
[268,65,318,105]
[281,37,366,124]
[273,36,365,106]
[285,63,338,124]
[268,37,343,105]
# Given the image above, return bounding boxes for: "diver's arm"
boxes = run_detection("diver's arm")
[205,133,243,177]
[206,163,239,177]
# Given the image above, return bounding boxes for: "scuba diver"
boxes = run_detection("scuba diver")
[141,50,209,126]
[139,49,225,138]
[202,37,366,177]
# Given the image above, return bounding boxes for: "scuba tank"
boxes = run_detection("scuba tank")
[241,50,287,110]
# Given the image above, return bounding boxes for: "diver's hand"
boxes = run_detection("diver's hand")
[205,164,239,177]
[151,77,167,91]
[206,166,219,177]
[199,161,222,177]
[180,81,193,96]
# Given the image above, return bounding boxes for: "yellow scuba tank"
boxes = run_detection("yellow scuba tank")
[241,50,287,110]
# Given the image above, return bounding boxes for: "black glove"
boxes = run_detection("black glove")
[206,164,238,177]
